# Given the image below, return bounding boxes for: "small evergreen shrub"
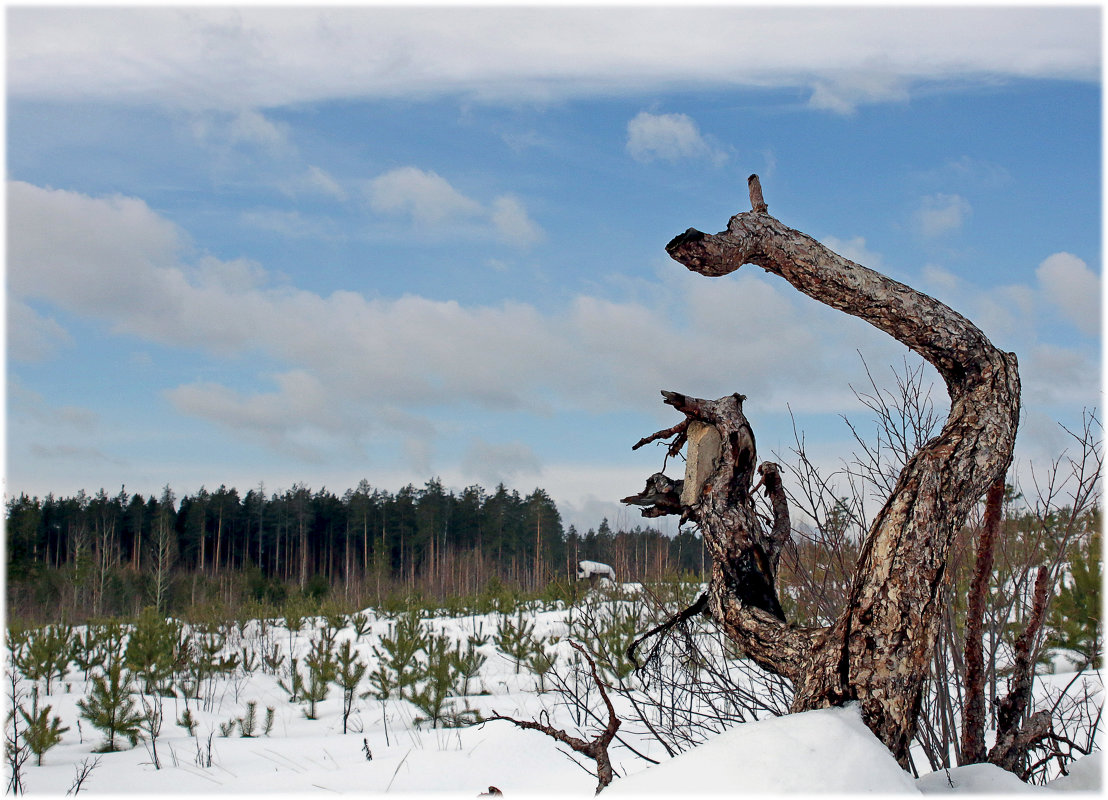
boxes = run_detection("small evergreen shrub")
[451,640,487,697]
[77,655,143,752]
[238,702,259,737]
[19,686,69,766]
[409,635,456,729]
[301,638,337,720]
[494,610,539,674]
[21,624,74,695]
[371,611,427,699]
[350,612,373,640]
[125,607,182,696]
[177,708,198,737]
[333,640,368,734]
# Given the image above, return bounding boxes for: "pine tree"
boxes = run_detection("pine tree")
[301,639,336,720]
[371,611,426,699]
[237,702,259,737]
[176,708,198,737]
[333,640,368,734]
[408,635,456,729]
[18,687,69,766]
[277,657,305,703]
[526,648,557,693]
[450,640,487,697]
[125,607,182,695]
[1048,529,1102,669]
[21,625,73,696]
[494,609,537,674]
[76,657,143,752]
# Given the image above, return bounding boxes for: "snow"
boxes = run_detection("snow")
[576,561,615,580]
[608,704,919,794]
[7,600,1102,795]
[1046,751,1103,792]
[917,752,1104,795]
[918,763,1044,794]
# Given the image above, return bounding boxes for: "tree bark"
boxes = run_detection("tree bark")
[626,177,1020,768]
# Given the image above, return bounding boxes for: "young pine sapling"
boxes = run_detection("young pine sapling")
[76,656,143,752]
[19,686,69,766]
[333,640,368,734]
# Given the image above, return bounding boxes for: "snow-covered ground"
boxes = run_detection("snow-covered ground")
[8,596,1102,795]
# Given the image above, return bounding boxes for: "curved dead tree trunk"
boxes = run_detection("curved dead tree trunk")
[624,176,1020,768]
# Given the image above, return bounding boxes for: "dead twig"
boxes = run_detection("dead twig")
[488,641,621,794]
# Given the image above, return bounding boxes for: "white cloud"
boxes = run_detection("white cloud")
[241,208,344,240]
[8,300,72,362]
[1035,252,1100,336]
[460,440,543,487]
[29,443,118,464]
[6,181,184,317]
[10,180,1097,485]
[9,380,99,430]
[1018,344,1100,413]
[626,112,727,165]
[820,236,883,269]
[190,109,292,155]
[491,194,544,248]
[294,165,347,201]
[166,371,358,460]
[808,65,908,114]
[367,168,544,246]
[973,284,1037,343]
[919,156,1012,189]
[8,181,891,440]
[914,194,971,238]
[228,109,288,149]
[921,264,961,295]
[368,167,483,226]
[8,8,1097,110]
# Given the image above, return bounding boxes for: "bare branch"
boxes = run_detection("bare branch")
[988,566,1052,774]
[488,641,621,794]
[961,479,1005,764]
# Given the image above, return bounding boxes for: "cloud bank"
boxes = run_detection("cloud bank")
[7,180,904,455]
[8,8,1099,113]
[10,180,1096,471]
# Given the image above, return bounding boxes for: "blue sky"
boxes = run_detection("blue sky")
[6,7,1102,533]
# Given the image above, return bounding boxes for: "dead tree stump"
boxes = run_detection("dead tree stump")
[623,177,1020,768]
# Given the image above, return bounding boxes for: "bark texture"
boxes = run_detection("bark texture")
[625,178,1020,768]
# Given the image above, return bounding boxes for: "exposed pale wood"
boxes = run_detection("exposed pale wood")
[680,422,722,506]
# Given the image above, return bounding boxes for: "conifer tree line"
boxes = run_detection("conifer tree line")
[6,479,706,622]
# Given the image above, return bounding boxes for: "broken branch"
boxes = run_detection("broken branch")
[488,641,621,794]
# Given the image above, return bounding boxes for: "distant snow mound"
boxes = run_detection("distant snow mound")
[608,703,919,794]
[1047,751,1102,792]
[917,763,1040,794]
[917,750,1103,793]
